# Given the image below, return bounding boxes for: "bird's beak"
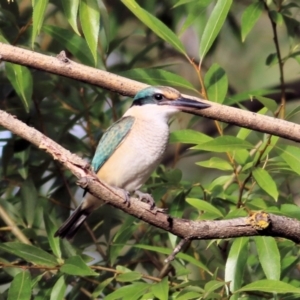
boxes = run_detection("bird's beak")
[159,97,210,110]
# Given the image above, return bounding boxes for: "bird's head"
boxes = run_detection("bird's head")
[131,86,210,119]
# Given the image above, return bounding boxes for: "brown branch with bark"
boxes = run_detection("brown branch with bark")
[1,42,300,143]
[1,43,300,260]
[1,108,300,261]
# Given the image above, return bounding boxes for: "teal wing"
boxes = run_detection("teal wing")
[91,116,135,173]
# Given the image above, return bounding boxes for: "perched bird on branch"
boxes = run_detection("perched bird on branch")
[55,86,210,239]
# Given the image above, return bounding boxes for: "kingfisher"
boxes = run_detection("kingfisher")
[55,86,210,239]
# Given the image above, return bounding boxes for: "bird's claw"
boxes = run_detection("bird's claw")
[134,190,155,209]
[123,190,131,205]
[134,190,167,213]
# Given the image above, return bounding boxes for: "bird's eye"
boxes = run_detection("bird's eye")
[154,93,163,101]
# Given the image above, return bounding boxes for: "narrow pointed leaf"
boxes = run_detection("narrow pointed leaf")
[173,0,198,8]
[254,236,280,280]
[92,277,114,297]
[241,1,264,42]
[121,0,186,56]
[116,272,142,282]
[192,136,253,152]
[32,0,49,47]
[61,0,80,35]
[255,95,277,113]
[8,271,31,300]
[225,237,249,292]
[61,255,97,276]
[196,157,233,171]
[252,168,278,201]
[99,0,110,46]
[186,198,223,217]
[204,63,228,103]
[0,242,57,267]
[170,129,212,144]
[276,145,300,176]
[79,0,100,64]
[44,212,61,258]
[152,277,169,300]
[5,63,32,113]
[199,0,232,61]
[43,25,94,66]
[50,276,67,300]
[235,280,300,294]
[20,178,37,227]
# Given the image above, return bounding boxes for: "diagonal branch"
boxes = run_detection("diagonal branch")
[0,42,300,143]
[1,109,300,250]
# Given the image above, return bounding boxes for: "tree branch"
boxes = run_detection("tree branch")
[1,109,300,252]
[1,42,300,143]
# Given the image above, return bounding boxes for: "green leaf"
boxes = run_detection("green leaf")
[32,0,49,47]
[79,0,100,65]
[60,255,97,276]
[169,129,212,144]
[61,0,80,35]
[44,212,61,259]
[225,237,249,292]
[192,136,253,152]
[196,157,233,171]
[199,0,232,62]
[116,271,142,282]
[280,204,300,220]
[252,168,278,201]
[20,178,37,227]
[176,291,203,300]
[265,53,278,66]
[186,198,223,217]
[5,63,33,113]
[8,270,31,300]
[110,216,137,265]
[254,236,281,280]
[168,192,185,246]
[235,279,300,294]
[204,280,226,293]
[276,145,300,176]
[42,25,94,66]
[120,68,196,92]
[204,63,228,103]
[0,242,57,267]
[105,283,149,300]
[50,276,67,300]
[152,277,169,300]
[254,95,278,113]
[269,10,284,25]
[173,0,198,8]
[241,1,264,42]
[99,0,110,46]
[92,277,114,298]
[121,0,186,56]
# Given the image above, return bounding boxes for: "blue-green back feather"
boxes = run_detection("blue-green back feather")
[91,116,135,173]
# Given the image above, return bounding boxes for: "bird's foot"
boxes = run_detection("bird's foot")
[115,187,131,205]
[134,190,166,213]
[123,190,131,205]
[134,190,155,209]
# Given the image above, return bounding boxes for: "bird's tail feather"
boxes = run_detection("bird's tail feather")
[54,204,90,239]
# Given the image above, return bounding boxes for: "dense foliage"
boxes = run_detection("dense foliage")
[0,0,300,299]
